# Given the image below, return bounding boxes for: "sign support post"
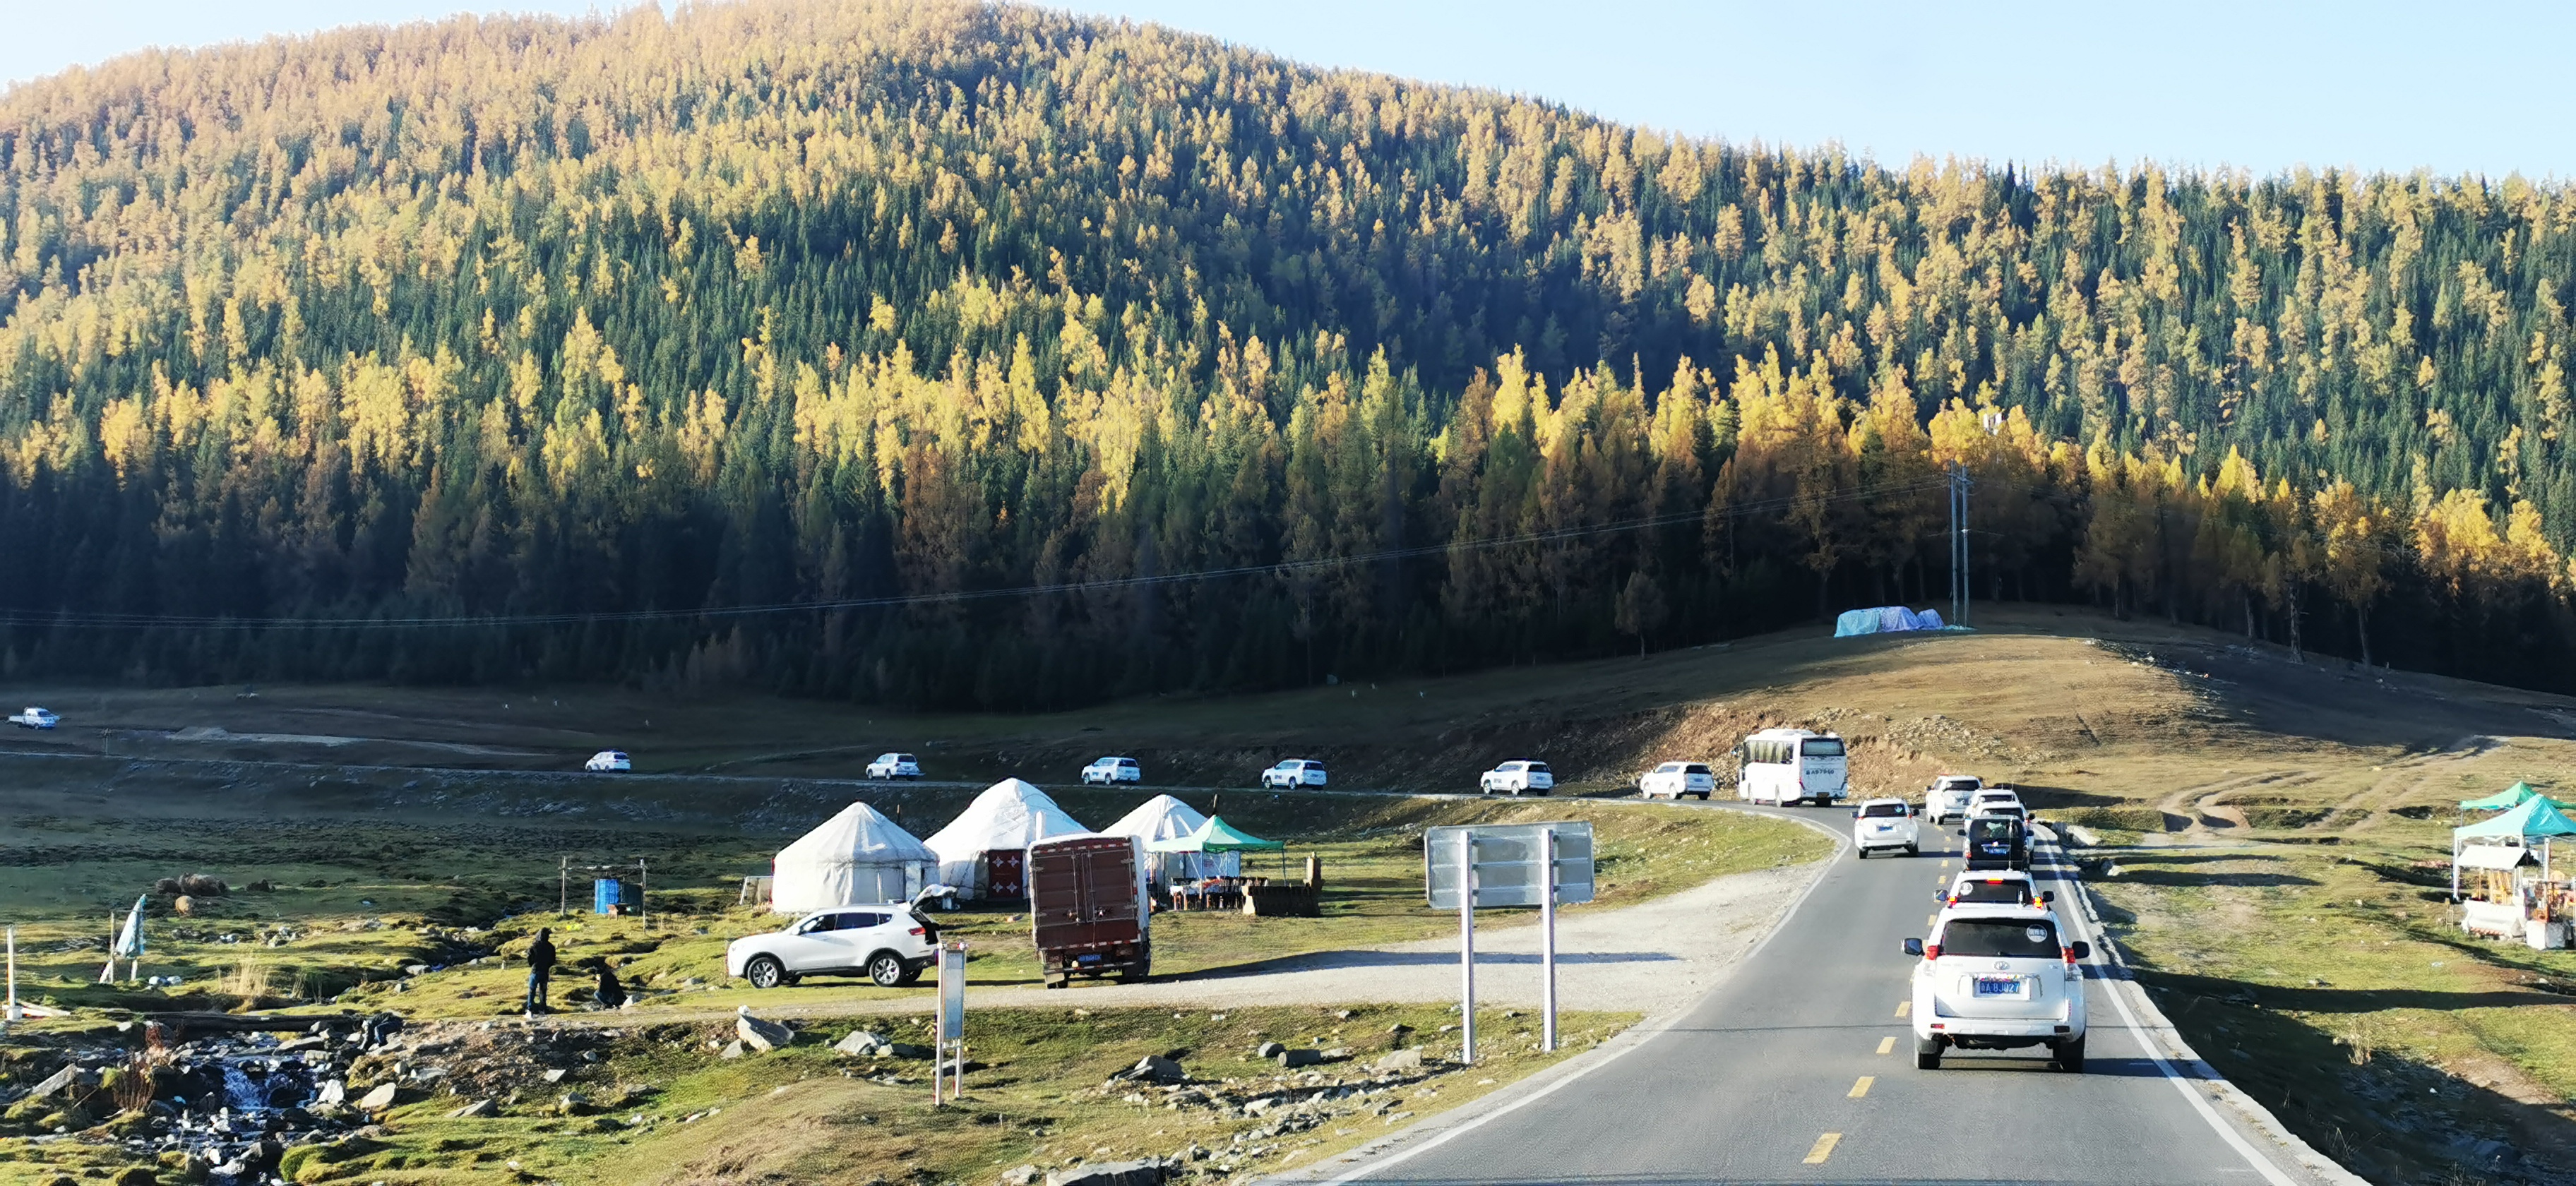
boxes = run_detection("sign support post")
[933,940,967,1106]
[6,926,18,1025]
[1457,829,1476,1065]
[1540,827,1558,1053]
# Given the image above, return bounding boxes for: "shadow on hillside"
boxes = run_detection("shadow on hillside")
[2128,966,2576,1183]
[2137,969,2561,1014]
[2101,867,2317,887]
[2007,784,2128,807]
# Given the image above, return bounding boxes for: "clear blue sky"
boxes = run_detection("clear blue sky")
[5,0,2571,179]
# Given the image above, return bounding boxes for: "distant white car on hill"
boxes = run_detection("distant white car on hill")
[585,750,630,772]
[1479,760,1554,796]
[8,707,58,729]
[867,753,923,780]
[1261,759,1328,789]
[1082,756,1143,784]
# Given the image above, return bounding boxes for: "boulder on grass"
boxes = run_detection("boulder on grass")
[736,1007,794,1052]
[1124,1055,1186,1084]
[833,1030,891,1058]
[357,1083,399,1113]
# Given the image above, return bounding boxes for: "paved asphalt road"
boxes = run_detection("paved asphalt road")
[1296,804,2338,1186]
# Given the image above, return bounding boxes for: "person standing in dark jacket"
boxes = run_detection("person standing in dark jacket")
[524,928,556,1014]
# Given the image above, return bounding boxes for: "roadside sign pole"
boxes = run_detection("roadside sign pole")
[6,926,18,1024]
[934,940,967,1106]
[1540,827,1558,1053]
[1458,829,1476,1065]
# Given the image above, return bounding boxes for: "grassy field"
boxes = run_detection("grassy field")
[0,1001,1638,1185]
[5,604,2576,1183]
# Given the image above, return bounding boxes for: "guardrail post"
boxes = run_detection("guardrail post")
[1458,829,1476,1065]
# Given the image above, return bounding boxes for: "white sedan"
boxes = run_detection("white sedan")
[584,750,631,772]
[1479,760,1555,796]
[1851,798,1920,857]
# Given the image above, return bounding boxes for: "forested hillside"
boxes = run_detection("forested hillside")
[1,0,2572,706]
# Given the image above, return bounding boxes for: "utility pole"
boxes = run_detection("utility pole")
[1948,462,1974,628]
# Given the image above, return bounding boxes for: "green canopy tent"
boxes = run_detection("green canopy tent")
[1150,815,1287,877]
[2452,795,2576,897]
[2459,781,2558,811]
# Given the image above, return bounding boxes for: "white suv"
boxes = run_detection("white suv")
[584,750,631,772]
[1638,761,1715,800]
[1851,798,1919,857]
[729,902,941,988]
[1940,870,2053,911]
[866,753,922,780]
[1081,756,1143,785]
[1479,760,1554,796]
[1926,775,1982,823]
[1904,906,2089,1072]
[1261,759,1327,789]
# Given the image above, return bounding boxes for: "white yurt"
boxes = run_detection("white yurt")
[1104,794,1234,886]
[769,802,938,914]
[922,778,1090,899]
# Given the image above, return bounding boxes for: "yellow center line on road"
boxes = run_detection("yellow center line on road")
[1849,1075,1875,1098]
[1876,1036,1895,1055]
[1804,1133,1842,1165]
[1895,1000,1911,1017]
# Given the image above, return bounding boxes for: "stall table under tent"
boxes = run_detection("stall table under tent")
[2452,793,2576,950]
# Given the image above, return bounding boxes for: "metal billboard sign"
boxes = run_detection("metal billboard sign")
[1424,821,1596,909]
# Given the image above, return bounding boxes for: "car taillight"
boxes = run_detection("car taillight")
[909,928,926,937]
[2063,945,2077,966]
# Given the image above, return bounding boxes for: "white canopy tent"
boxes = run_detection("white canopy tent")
[768,802,938,914]
[1103,794,1234,885]
[922,778,1090,899]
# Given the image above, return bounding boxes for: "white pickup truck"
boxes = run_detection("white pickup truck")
[8,707,58,729]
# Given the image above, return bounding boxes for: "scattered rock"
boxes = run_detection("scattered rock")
[720,1041,746,1060]
[834,1030,892,1058]
[1371,1048,1426,1074]
[1002,1166,1043,1186]
[25,1063,85,1101]
[314,1080,347,1108]
[544,1068,568,1084]
[1254,1041,1285,1059]
[1046,1160,1164,1185]
[557,1091,595,1117]
[1277,1048,1328,1068]
[737,1007,794,1052]
[446,1098,495,1119]
[357,1083,399,1113]
[1123,1055,1187,1084]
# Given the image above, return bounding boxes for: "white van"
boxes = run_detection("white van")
[1736,729,1849,806]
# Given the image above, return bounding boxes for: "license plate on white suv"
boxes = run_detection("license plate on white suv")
[1972,975,2029,998]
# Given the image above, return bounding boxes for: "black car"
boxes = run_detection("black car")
[1962,815,2029,871]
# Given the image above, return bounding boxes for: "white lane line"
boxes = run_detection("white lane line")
[2049,843,2299,1186]
[1313,804,1850,1185]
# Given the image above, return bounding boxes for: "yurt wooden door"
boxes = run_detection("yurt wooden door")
[984,848,1026,898]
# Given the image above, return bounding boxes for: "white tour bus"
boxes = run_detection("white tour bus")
[1736,729,1851,806]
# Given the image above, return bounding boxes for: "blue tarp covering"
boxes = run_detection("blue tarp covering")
[1833,606,1946,637]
